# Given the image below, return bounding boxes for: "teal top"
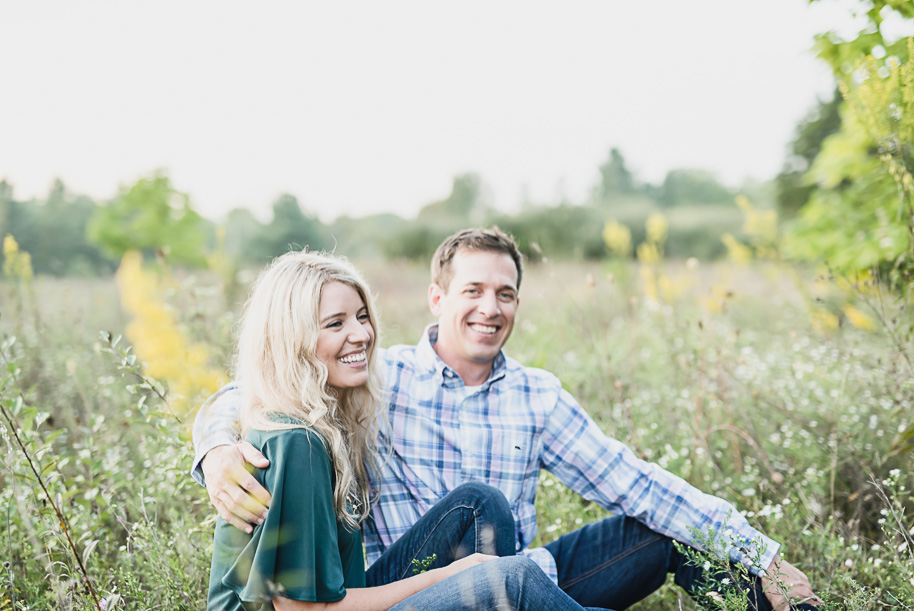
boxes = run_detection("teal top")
[207,421,366,611]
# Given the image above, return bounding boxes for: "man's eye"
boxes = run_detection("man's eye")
[500,292,515,300]
[465,288,479,295]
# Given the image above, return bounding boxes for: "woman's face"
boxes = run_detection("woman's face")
[316,281,375,390]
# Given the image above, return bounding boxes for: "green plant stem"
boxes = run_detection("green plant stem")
[0,351,101,610]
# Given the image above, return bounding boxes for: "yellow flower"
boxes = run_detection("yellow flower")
[645,212,669,245]
[636,242,662,266]
[116,251,226,419]
[602,220,632,257]
[2,234,34,282]
[721,233,753,264]
[811,308,840,332]
[842,305,876,331]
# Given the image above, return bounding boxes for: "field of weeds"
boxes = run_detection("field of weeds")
[0,257,912,610]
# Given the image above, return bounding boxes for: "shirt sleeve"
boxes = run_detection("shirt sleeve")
[218,430,349,605]
[191,383,243,486]
[540,388,780,576]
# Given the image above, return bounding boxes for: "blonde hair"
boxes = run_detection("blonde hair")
[234,250,384,529]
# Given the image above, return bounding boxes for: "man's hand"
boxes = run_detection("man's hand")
[761,556,822,610]
[201,442,272,533]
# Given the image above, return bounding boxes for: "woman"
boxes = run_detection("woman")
[207,251,582,611]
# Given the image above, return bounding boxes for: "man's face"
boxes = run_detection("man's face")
[428,249,519,376]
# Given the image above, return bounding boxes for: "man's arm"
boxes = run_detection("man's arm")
[192,384,272,532]
[541,386,780,574]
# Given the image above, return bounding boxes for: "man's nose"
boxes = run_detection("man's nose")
[477,291,501,317]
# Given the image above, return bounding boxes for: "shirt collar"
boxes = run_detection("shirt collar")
[416,324,507,388]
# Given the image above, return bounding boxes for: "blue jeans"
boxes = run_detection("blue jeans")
[544,515,790,611]
[366,482,517,585]
[391,556,586,611]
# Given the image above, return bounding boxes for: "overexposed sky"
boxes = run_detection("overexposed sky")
[0,1,869,222]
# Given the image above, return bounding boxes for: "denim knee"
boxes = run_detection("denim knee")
[450,482,512,516]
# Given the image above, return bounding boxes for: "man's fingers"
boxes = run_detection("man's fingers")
[216,489,265,526]
[239,441,271,468]
[236,470,272,508]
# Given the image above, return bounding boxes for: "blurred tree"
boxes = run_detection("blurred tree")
[597,148,635,199]
[36,179,114,275]
[221,207,263,261]
[775,90,843,219]
[88,171,209,267]
[329,213,409,259]
[784,0,913,283]
[658,169,734,207]
[0,179,114,275]
[246,193,329,263]
[416,173,488,227]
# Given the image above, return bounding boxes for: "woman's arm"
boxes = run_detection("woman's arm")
[273,553,494,611]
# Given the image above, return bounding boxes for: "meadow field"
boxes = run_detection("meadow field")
[0,257,912,610]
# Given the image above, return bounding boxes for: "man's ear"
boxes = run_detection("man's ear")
[428,283,445,317]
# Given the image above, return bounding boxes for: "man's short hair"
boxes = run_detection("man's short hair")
[431,227,524,292]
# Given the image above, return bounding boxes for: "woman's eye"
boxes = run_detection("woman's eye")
[326,320,342,329]
[358,312,370,322]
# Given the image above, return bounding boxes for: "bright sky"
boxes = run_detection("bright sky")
[0,1,871,222]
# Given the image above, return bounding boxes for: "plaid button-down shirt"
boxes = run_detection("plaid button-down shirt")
[193,325,779,582]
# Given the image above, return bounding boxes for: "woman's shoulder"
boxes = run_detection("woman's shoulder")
[247,419,329,459]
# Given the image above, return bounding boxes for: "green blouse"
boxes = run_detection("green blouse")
[207,424,366,611]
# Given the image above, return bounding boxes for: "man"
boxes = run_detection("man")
[194,227,819,610]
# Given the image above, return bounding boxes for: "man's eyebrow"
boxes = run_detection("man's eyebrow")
[461,281,517,293]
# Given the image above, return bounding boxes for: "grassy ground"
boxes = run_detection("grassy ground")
[0,257,911,610]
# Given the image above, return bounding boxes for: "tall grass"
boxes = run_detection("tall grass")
[0,256,911,610]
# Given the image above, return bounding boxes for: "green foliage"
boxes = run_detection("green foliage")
[784,0,914,289]
[775,89,843,219]
[0,180,114,276]
[1,258,913,610]
[245,194,329,264]
[785,37,914,286]
[415,173,487,226]
[658,169,735,208]
[594,147,636,201]
[88,171,210,267]
[410,553,437,574]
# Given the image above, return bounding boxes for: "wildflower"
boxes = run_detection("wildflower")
[602,220,632,257]
[2,234,33,282]
[116,251,226,418]
[842,305,876,331]
[722,233,752,264]
[645,212,669,244]
[703,561,711,571]
[636,242,662,266]
[721,578,731,585]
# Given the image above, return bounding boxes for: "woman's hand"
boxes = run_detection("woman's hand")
[435,553,498,580]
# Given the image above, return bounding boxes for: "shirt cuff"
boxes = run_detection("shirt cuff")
[734,530,781,577]
[520,547,558,584]
[190,434,240,487]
